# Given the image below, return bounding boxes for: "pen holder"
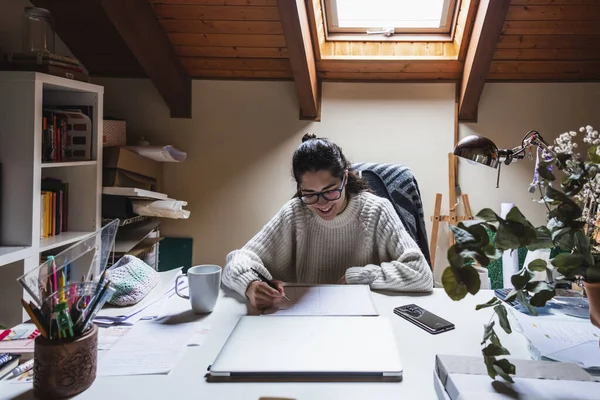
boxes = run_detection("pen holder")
[33,324,98,399]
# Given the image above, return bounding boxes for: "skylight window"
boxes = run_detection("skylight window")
[323,0,457,36]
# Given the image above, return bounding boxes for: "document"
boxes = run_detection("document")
[126,145,187,162]
[264,285,378,316]
[97,320,199,376]
[515,312,600,369]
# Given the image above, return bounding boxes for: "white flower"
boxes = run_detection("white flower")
[580,127,586,132]
[569,131,577,137]
[573,143,578,148]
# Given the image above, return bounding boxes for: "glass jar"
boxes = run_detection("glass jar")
[22,7,55,54]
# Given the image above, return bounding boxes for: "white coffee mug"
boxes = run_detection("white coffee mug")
[175,265,222,314]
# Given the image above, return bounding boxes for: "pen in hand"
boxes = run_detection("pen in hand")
[251,268,291,301]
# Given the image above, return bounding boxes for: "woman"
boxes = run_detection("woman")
[222,134,433,309]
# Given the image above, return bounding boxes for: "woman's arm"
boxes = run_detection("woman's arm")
[344,200,433,292]
[222,204,296,297]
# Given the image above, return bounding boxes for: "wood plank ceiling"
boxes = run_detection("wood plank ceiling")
[149,0,293,80]
[490,0,600,81]
[149,0,600,82]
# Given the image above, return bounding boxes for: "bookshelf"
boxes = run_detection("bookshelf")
[0,72,103,327]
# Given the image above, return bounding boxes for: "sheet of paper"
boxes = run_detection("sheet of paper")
[264,285,378,316]
[97,320,199,376]
[515,313,600,368]
[126,146,187,162]
[97,326,132,350]
[547,340,600,369]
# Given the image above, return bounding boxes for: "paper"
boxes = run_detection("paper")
[515,313,600,368]
[97,326,132,350]
[264,285,378,316]
[97,320,198,376]
[126,145,187,162]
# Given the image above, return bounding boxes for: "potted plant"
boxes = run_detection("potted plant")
[443,125,600,382]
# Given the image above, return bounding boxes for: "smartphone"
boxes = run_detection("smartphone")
[393,304,455,334]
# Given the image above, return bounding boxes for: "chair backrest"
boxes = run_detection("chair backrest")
[352,163,432,268]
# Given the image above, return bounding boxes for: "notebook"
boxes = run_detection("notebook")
[208,316,403,381]
[0,354,20,379]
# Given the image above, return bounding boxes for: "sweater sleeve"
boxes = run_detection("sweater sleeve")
[222,203,296,297]
[344,200,433,292]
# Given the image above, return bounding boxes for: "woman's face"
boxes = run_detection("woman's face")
[298,170,348,221]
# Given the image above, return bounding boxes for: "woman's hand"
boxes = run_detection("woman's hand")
[338,274,347,284]
[245,280,285,309]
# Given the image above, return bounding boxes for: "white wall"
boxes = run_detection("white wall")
[93,78,456,282]
[459,83,600,227]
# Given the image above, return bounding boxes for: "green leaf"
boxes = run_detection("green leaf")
[527,226,553,251]
[449,224,475,245]
[482,321,495,344]
[442,267,468,301]
[530,286,556,307]
[442,265,481,299]
[482,343,511,356]
[589,145,600,164]
[537,162,555,181]
[462,265,482,295]
[476,297,500,310]
[505,206,530,226]
[552,253,585,270]
[476,208,499,223]
[494,304,512,334]
[447,246,464,269]
[511,267,532,290]
[528,259,548,272]
[495,220,537,251]
[493,359,516,383]
[484,356,498,380]
[517,291,537,316]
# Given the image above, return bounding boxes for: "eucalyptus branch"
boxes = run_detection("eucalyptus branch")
[538,182,551,213]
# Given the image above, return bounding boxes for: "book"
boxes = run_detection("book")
[0,339,35,354]
[0,354,20,380]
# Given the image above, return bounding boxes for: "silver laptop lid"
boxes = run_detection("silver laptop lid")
[209,316,403,378]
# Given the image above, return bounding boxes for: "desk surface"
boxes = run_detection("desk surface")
[0,288,532,400]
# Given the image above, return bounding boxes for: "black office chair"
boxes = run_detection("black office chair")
[353,163,432,268]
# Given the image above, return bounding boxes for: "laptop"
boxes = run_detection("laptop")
[208,316,403,382]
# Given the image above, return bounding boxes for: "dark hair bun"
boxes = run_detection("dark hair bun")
[302,133,317,143]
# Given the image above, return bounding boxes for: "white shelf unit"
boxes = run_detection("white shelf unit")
[0,72,103,327]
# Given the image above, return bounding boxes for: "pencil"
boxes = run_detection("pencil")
[21,299,48,339]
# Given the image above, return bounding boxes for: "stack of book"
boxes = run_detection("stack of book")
[40,178,69,239]
[42,108,93,162]
[1,52,89,82]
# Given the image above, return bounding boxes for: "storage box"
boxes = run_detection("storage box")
[103,120,126,147]
[434,354,600,400]
[103,147,162,191]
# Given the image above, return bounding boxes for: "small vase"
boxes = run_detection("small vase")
[584,281,600,330]
[33,324,98,399]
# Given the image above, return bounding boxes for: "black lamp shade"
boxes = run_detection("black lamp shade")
[453,135,500,168]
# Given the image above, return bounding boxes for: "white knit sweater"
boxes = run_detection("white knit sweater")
[222,192,433,296]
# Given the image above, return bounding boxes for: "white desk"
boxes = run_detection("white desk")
[0,288,532,400]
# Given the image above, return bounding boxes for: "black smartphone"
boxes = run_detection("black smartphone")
[394,304,455,334]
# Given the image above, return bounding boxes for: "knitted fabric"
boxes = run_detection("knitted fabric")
[222,191,433,297]
[107,255,160,306]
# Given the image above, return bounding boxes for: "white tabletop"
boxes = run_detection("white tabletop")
[0,287,533,400]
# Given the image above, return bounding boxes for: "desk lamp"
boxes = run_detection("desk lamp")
[453,130,554,188]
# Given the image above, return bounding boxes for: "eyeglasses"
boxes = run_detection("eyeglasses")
[299,174,346,205]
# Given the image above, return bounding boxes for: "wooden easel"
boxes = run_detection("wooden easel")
[429,153,474,269]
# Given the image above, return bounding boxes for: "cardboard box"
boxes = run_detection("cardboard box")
[103,147,162,191]
[103,119,126,147]
[434,354,599,400]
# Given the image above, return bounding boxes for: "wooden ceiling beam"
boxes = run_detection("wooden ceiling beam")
[277,0,321,120]
[459,0,511,122]
[97,0,192,118]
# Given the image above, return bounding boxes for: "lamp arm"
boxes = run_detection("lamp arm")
[502,131,556,164]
